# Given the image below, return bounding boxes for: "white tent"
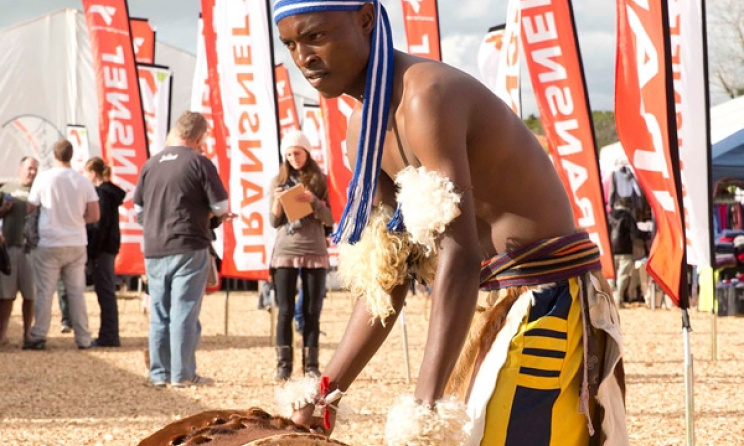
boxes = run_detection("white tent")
[0,8,195,182]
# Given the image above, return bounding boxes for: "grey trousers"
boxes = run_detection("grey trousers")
[29,246,91,347]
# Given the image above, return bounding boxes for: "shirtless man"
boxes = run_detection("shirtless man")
[274,1,627,445]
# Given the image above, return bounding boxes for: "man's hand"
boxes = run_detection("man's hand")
[220,212,238,222]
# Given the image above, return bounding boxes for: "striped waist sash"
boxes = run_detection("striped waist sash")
[479,231,601,290]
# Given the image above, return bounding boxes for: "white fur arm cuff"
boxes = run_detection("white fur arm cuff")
[274,376,352,423]
[385,395,471,446]
[395,166,462,253]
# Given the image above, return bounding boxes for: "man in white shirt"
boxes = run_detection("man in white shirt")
[23,140,100,350]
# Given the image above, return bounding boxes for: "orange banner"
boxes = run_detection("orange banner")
[400,0,441,60]
[616,0,685,304]
[521,0,614,279]
[83,0,149,276]
[275,64,300,140]
[320,95,355,224]
[129,17,155,64]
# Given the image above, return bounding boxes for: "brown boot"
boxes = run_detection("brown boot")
[275,346,293,382]
[303,347,320,378]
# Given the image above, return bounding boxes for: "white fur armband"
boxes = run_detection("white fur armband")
[385,395,471,446]
[395,166,462,254]
[337,205,435,325]
[275,375,321,418]
[274,376,352,423]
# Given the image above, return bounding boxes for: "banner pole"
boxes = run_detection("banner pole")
[660,0,694,441]
[682,308,695,446]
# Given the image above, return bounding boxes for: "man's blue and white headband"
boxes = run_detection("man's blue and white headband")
[273,0,395,244]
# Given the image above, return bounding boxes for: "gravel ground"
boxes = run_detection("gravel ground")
[1,289,743,445]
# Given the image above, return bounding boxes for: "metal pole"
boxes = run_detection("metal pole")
[710,308,717,361]
[682,309,695,446]
[224,280,230,336]
[399,309,411,385]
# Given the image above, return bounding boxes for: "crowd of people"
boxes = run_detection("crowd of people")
[0,113,333,391]
[0,142,130,351]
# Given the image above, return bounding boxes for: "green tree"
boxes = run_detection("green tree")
[523,114,543,135]
[524,111,617,150]
[592,110,618,149]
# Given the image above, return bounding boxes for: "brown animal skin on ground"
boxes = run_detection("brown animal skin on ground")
[137,407,349,446]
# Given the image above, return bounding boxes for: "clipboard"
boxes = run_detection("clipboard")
[278,184,314,223]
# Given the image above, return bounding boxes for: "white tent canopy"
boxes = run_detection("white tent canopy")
[0,8,195,182]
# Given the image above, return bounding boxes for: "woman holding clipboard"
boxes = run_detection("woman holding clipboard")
[269,130,334,382]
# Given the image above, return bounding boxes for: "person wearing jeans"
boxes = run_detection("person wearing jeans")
[134,111,231,388]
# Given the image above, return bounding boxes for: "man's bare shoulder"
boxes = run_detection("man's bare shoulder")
[395,52,498,115]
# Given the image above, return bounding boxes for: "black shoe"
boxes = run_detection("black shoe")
[22,339,46,350]
[78,344,92,350]
[91,339,121,348]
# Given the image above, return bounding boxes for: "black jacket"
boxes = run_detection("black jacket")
[609,206,639,255]
[87,181,126,259]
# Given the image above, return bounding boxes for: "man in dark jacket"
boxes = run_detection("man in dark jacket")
[608,197,640,307]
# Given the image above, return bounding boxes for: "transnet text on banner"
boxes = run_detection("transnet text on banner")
[138,64,172,157]
[320,95,355,224]
[616,0,685,304]
[477,0,521,115]
[193,14,235,271]
[208,0,279,280]
[670,0,711,268]
[521,0,614,279]
[83,0,149,276]
[275,64,300,139]
[401,0,441,60]
[130,18,155,64]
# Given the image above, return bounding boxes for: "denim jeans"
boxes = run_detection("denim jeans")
[146,249,209,384]
[30,246,91,347]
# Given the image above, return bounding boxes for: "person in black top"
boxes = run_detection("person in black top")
[83,157,125,347]
[608,196,640,307]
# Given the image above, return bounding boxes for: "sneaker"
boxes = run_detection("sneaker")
[22,339,46,350]
[145,380,167,389]
[171,375,214,388]
[60,325,72,334]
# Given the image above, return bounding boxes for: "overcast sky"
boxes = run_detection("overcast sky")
[0,0,660,117]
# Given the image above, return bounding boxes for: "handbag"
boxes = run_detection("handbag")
[0,243,11,275]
